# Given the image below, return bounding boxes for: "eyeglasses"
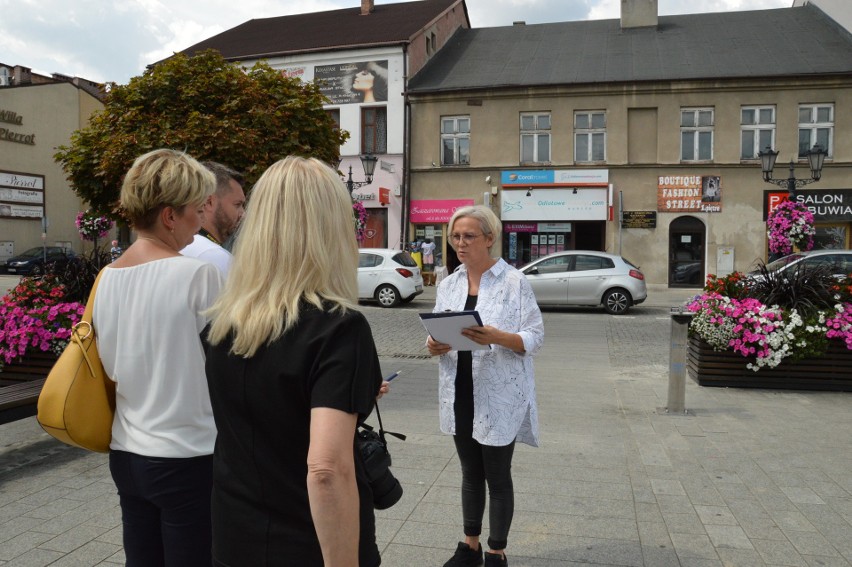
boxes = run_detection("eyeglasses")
[450,233,484,244]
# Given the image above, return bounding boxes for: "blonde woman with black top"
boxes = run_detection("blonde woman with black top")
[204,156,385,567]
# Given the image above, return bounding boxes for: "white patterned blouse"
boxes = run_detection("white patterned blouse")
[432,258,544,447]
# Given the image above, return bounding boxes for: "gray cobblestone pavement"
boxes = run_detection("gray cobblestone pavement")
[3,281,852,566]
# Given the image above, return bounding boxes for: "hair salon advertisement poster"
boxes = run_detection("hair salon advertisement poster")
[314,61,388,105]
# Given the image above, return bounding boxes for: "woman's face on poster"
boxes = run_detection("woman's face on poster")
[352,70,375,92]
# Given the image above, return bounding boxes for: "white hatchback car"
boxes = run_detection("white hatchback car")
[358,249,424,308]
[521,250,647,314]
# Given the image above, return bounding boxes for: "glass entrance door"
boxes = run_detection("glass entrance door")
[669,216,706,287]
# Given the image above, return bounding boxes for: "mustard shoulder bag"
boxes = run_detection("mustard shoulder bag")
[37,269,115,452]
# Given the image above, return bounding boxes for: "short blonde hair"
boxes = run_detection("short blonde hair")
[448,205,502,257]
[206,156,359,357]
[119,149,215,229]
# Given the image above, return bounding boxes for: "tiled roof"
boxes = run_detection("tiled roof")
[180,0,466,61]
[408,4,852,92]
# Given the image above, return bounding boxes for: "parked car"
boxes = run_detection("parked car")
[520,250,647,314]
[1,246,78,275]
[358,248,424,308]
[752,250,852,280]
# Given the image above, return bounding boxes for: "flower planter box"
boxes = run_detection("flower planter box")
[687,336,852,391]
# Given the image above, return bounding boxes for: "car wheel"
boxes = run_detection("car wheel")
[376,285,400,308]
[603,288,631,315]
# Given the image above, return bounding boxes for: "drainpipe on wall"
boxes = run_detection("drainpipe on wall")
[401,43,411,250]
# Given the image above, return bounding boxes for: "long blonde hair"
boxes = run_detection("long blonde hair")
[206,156,359,357]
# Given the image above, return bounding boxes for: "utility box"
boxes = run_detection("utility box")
[0,241,13,262]
[717,246,734,276]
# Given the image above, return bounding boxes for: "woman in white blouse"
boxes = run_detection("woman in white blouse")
[93,149,223,566]
[427,205,544,567]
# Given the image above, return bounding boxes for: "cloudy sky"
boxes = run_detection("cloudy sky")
[2,0,791,85]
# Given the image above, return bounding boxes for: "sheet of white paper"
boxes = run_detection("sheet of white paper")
[419,311,490,351]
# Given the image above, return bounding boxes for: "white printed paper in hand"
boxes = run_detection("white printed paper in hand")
[419,311,490,351]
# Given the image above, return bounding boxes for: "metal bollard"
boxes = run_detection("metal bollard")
[665,307,693,414]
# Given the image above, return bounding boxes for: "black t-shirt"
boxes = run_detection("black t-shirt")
[205,305,382,566]
[454,294,478,438]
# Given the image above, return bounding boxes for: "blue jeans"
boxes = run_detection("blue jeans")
[109,450,214,567]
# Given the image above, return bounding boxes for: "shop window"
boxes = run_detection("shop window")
[740,106,775,159]
[520,112,551,164]
[680,108,713,162]
[798,104,833,158]
[813,225,848,250]
[441,116,470,165]
[574,111,606,163]
[361,107,387,154]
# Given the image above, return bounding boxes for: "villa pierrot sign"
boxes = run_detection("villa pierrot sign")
[0,170,44,219]
[763,189,852,222]
[0,108,36,146]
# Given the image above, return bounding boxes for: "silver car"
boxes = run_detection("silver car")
[757,249,852,279]
[358,249,424,308]
[521,250,647,314]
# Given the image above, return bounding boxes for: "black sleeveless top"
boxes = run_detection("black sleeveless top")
[454,294,477,438]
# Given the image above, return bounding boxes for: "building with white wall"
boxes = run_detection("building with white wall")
[181,0,470,250]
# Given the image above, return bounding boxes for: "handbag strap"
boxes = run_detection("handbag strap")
[71,269,107,376]
[79,269,106,326]
[373,401,406,443]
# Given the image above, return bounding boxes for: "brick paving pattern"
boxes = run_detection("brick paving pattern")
[2,282,852,566]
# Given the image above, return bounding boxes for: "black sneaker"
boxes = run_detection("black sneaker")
[443,542,484,567]
[484,551,508,566]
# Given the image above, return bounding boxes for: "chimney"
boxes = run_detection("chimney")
[361,0,374,15]
[13,65,32,85]
[621,0,658,29]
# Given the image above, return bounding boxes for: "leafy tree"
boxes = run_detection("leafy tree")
[55,50,348,216]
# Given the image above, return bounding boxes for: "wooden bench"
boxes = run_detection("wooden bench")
[0,378,46,424]
[0,352,57,425]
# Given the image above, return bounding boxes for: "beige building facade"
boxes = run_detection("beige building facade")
[0,73,104,261]
[407,3,852,286]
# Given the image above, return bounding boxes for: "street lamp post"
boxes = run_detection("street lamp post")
[758,144,828,198]
[340,154,378,196]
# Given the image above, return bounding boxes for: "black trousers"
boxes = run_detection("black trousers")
[453,435,516,551]
[109,450,214,567]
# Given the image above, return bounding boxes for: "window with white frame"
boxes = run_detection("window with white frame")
[441,116,470,165]
[520,112,551,163]
[680,108,713,161]
[740,106,775,159]
[574,111,606,162]
[798,104,833,158]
